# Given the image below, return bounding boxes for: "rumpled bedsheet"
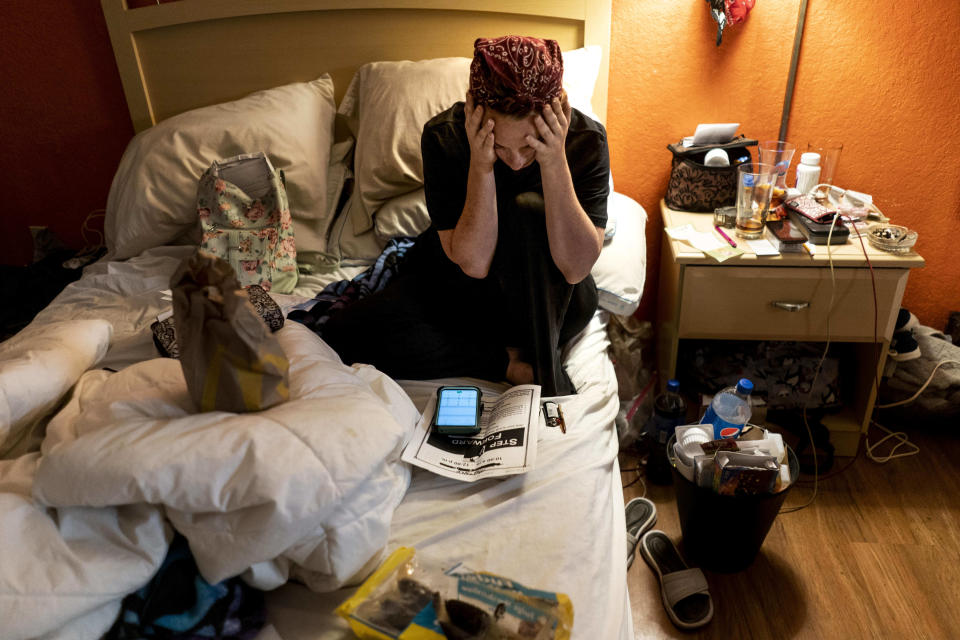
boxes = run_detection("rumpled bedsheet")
[0,322,418,640]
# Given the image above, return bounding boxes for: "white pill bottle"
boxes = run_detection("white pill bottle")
[794,152,821,194]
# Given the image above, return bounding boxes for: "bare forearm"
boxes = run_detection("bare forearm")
[443,164,498,278]
[540,162,604,283]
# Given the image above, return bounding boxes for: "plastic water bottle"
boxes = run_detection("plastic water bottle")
[645,380,687,485]
[702,378,754,440]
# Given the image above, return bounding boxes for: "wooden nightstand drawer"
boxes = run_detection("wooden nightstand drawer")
[678,266,909,341]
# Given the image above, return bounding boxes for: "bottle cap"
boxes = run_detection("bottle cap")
[667,379,680,393]
[736,378,754,395]
[800,152,821,166]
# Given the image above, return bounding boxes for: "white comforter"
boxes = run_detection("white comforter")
[0,322,419,640]
[0,245,632,640]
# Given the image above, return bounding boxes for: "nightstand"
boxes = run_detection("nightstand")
[656,200,926,456]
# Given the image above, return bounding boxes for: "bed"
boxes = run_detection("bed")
[0,1,648,638]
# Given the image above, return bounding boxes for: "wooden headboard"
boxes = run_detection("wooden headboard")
[101,0,612,133]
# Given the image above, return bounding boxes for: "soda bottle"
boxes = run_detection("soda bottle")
[702,378,754,440]
[645,379,686,485]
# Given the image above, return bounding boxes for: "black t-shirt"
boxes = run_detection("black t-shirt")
[420,102,610,232]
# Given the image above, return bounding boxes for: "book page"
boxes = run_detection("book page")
[401,385,542,482]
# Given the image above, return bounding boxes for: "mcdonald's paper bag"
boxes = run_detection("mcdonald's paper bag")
[172,250,289,413]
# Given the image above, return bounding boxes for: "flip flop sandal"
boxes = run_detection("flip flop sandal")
[625,497,657,569]
[639,530,713,630]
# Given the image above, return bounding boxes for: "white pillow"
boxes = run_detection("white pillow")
[562,45,603,122]
[338,57,470,234]
[337,48,603,245]
[105,76,340,260]
[592,192,647,316]
[374,189,430,242]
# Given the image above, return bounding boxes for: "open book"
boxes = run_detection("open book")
[401,384,542,482]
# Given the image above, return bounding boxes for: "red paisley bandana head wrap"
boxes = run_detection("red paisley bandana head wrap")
[469,35,564,115]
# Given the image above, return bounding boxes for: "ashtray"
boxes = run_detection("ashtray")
[867,224,917,254]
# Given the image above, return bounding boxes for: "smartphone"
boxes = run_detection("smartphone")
[432,386,483,435]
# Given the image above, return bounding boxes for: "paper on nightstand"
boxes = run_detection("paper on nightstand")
[745,238,780,256]
[666,224,743,262]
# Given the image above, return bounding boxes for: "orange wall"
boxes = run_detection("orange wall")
[609,0,960,330]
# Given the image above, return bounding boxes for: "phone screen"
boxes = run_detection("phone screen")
[435,387,480,427]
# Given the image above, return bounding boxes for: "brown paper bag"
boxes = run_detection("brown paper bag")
[172,250,290,413]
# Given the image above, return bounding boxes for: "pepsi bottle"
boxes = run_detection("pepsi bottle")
[702,378,754,440]
[645,379,686,485]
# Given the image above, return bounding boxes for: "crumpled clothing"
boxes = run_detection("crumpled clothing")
[882,325,960,417]
[678,340,842,410]
[288,237,415,334]
[104,534,266,640]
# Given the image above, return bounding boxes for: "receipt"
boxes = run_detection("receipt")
[745,238,779,256]
[666,224,743,262]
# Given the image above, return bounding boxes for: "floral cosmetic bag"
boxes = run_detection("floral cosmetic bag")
[198,152,297,293]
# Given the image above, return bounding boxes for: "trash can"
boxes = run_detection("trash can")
[668,434,799,573]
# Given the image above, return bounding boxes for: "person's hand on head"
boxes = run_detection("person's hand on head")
[464,93,496,171]
[527,94,570,170]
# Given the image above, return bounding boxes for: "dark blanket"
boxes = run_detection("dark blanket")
[288,237,415,333]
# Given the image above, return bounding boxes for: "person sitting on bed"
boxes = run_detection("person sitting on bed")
[321,35,610,396]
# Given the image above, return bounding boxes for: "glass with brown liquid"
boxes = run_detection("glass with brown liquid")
[735,163,776,239]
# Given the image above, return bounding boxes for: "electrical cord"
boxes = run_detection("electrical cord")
[704,185,929,510]
[838,193,929,465]
[81,209,106,250]
[823,190,934,466]
[791,218,873,483]
[874,359,960,409]
[865,420,919,463]
[779,208,838,513]
[782,187,883,509]
[865,356,960,462]
[620,465,647,495]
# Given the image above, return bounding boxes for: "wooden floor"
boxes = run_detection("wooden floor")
[622,421,960,639]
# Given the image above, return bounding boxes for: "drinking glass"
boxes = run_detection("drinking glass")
[806,142,842,202]
[758,141,795,217]
[758,141,796,190]
[735,162,776,239]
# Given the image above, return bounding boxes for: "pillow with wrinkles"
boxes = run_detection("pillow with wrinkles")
[105,76,341,260]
